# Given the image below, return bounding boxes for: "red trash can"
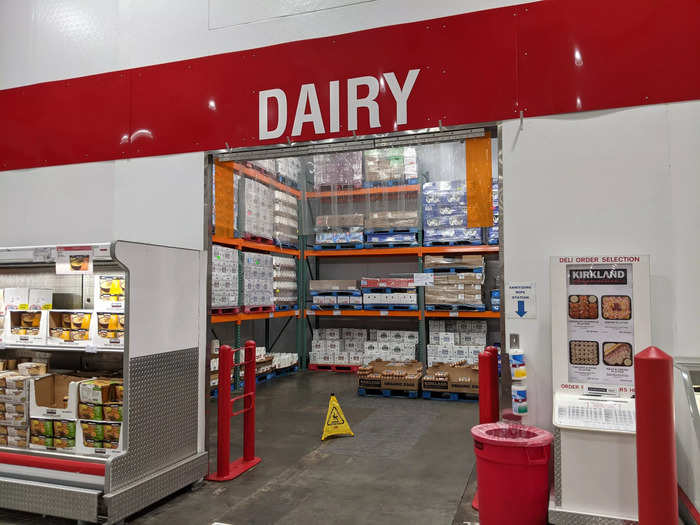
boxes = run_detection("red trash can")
[471,422,553,525]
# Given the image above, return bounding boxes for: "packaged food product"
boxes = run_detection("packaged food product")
[601,296,631,320]
[79,403,103,420]
[0,372,18,388]
[80,379,114,404]
[80,421,104,440]
[30,435,53,447]
[17,362,47,376]
[4,375,29,389]
[103,440,120,450]
[82,437,103,448]
[53,419,76,438]
[30,419,54,436]
[103,403,122,422]
[53,437,75,449]
[102,423,121,441]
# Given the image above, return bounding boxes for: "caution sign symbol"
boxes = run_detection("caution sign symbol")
[321,394,354,441]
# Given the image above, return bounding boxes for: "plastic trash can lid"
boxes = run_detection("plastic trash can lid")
[471,422,553,447]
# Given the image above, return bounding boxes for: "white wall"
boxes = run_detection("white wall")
[502,101,700,430]
[0,0,523,90]
[0,152,204,250]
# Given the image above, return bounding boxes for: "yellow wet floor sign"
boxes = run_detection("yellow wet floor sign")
[321,393,354,441]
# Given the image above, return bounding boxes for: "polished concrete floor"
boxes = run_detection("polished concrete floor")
[0,370,480,525]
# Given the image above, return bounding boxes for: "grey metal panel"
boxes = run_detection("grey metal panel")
[553,426,562,506]
[104,452,208,524]
[0,476,99,522]
[549,507,637,525]
[109,348,199,491]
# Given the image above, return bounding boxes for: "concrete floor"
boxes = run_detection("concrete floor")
[0,370,480,525]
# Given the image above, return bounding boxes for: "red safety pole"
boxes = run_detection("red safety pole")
[207,341,261,482]
[635,346,678,524]
[473,345,500,510]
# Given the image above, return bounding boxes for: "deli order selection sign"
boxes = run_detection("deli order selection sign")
[563,256,637,387]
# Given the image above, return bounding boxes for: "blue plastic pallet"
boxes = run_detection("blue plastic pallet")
[275,174,300,189]
[425,304,486,312]
[274,304,298,311]
[310,304,363,310]
[365,227,419,234]
[312,243,364,250]
[424,267,484,274]
[422,391,478,402]
[357,387,419,399]
[363,242,419,249]
[362,179,406,188]
[274,240,298,249]
[274,365,299,377]
[362,304,418,311]
[361,287,416,294]
[310,290,362,297]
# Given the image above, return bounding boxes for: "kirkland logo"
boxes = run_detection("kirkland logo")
[569,268,627,285]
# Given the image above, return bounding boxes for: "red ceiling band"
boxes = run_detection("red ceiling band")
[0,0,698,171]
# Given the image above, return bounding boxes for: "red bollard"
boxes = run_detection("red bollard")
[635,346,678,523]
[207,340,261,481]
[474,345,500,510]
[479,346,500,424]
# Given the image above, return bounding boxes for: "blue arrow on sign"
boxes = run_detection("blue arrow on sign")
[516,300,527,317]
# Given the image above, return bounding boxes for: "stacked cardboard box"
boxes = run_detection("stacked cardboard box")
[427,319,486,366]
[422,362,479,395]
[276,157,302,185]
[273,190,298,247]
[242,253,274,307]
[363,147,417,185]
[309,328,366,365]
[365,210,419,230]
[212,245,239,308]
[424,255,485,308]
[422,181,482,244]
[313,152,362,189]
[242,178,274,240]
[273,256,297,308]
[362,330,418,364]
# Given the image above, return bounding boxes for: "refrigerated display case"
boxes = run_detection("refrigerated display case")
[0,241,208,524]
[675,358,700,524]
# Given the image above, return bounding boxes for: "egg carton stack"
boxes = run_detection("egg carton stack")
[422,181,482,245]
[273,190,298,248]
[241,178,274,241]
[211,245,239,309]
[276,157,302,188]
[363,330,418,364]
[312,151,363,190]
[427,319,487,366]
[272,256,297,309]
[309,328,366,366]
[241,253,274,308]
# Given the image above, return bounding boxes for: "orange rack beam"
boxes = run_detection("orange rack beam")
[421,245,499,255]
[306,184,419,198]
[218,161,301,199]
[211,309,299,324]
[424,311,500,319]
[305,309,421,318]
[305,245,498,258]
[213,236,300,257]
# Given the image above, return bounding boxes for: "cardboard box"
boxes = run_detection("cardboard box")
[325,328,340,340]
[79,379,123,404]
[364,342,378,353]
[422,364,451,392]
[376,330,391,343]
[403,331,418,344]
[47,310,93,347]
[326,341,344,353]
[380,360,424,391]
[345,341,360,352]
[309,280,359,292]
[439,332,455,345]
[449,365,479,395]
[453,345,470,362]
[311,340,326,352]
[28,289,53,311]
[30,374,82,419]
[349,295,363,305]
[335,352,349,365]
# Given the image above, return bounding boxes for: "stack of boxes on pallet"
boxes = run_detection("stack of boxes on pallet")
[273,190,298,248]
[364,210,419,246]
[272,256,297,310]
[212,245,239,309]
[276,157,302,188]
[309,280,362,309]
[363,147,417,186]
[358,360,424,397]
[313,152,363,189]
[310,328,366,366]
[422,181,482,245]
[314,214,364,247]
[363,329,418,363]
[242,177,274,241]
[427,319,487,366]
[242,253,274,309]
[424,255,485,311]
[360,277,417,310]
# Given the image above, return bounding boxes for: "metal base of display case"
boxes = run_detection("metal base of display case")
[549,505,638,524]
[104,451,208,524]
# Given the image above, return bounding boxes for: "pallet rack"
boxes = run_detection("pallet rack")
[210,127,502,372]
